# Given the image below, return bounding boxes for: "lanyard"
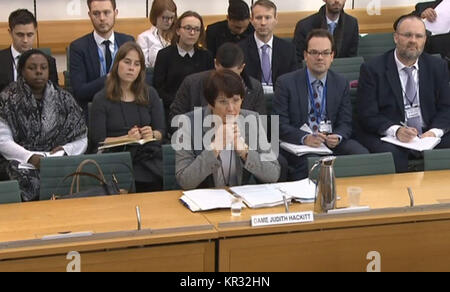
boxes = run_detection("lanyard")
[306,70,327,123]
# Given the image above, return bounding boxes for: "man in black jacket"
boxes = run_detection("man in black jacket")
[293,0,359,64]
[0,9,58,93]
[206,0,254,58]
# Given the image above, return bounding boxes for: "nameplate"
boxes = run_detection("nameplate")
[251,211,314,227]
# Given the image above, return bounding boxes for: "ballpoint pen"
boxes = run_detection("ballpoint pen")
[400,121,420,138]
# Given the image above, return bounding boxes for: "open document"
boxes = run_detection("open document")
[180,189,240,212]
[229,178,317,208]
[381,136,441,151]
[98,137,156,150]
[423,0,450,35]
[280,123,332,156]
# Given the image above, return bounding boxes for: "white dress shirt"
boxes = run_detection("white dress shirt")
[177,44,195,58]
[137,26,170,68]
[93,31,116,75]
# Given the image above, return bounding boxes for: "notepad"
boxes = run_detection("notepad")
[381,136,441,152]
[98,137,156,150]
[280,141,333,157]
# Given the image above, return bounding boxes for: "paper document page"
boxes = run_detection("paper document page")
[180,189,235,211]
[423,0,450,35]
[381,136,441,151]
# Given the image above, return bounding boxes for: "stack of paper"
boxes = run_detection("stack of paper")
[180,189,238,212]
[381,136,441,151]
[98,137,156,150]
[280,142,333,157]
[229,179,317,208]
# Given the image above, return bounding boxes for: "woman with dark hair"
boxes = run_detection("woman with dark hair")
[154,11,214,124]
[90,42,165,192]
[174,70,280,190]
[0,49,87,201]
[137,0,177,68]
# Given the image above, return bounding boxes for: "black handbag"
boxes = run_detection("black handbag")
[52,159,122,200]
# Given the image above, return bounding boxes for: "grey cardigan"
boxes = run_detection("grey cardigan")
[175,107,280,190]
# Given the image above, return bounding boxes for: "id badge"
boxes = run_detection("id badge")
[319,120,332,134]
[405,106,421,119]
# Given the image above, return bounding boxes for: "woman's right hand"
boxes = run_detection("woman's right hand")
[28,154,44,169]
[128,126,142,140]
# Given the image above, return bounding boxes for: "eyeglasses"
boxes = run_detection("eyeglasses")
[181,26,201,33]
[397,32,426,40]
[161,16,175,22]
[307,50,333,57]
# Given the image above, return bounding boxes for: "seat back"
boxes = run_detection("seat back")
[0,180,21,204]
[40,152,135,200]
[162,144,180,190]
[308,152,396,178]
[424,149,450,171]
[358,33,395,61]
[330,56,365,82]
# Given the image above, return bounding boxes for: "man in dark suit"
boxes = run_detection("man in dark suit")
[206,0,254,58]
[357,15,450,173]
[273,29,368,180]
[0,9,58,93]
[70,0,134,117]
[170,42,265,123]
[238,0,298,90]
[293,0,359,64]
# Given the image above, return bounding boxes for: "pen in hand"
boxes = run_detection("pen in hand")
[399,121,420,138]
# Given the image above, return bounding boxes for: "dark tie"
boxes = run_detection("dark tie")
[403,66,422,134]
[309,80,323,132]
[102,40,112,72]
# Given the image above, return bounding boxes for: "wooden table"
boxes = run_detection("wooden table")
[202,170,450,272]
[0,192,216,272]
[1,171,450,272]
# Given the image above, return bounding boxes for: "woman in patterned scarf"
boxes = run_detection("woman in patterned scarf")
[0,49,88,201]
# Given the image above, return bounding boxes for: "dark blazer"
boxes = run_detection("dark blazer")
[169,70,266,121]
[273,68,353,145]
[69,32,134,110]
[293,5,359,63]
[414,0,443,15]
[206,20,254,57]
[238,35,298,85]
[0,47,59,93]
[357,50,450,136]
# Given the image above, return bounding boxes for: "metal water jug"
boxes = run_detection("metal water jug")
[309,156,337,213]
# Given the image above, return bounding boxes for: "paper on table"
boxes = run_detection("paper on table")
[180,189,238,212]
[280,142,333,157]
[230,178,317,208]
[381,136,441,152]
[423,0,450,35]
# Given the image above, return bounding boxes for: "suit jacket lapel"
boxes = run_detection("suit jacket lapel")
[248,37,262,81]
[88,33,101,78]
[386,52,405,119]
[272,37,279,82]
[418,56,430,125]
[6,48,14,83]
[297,69,310,125]
[325,72,337,122]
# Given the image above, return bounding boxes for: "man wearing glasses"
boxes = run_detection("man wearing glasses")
[356,15,450,173]
[273,29,368,180]
[69,0,134,120]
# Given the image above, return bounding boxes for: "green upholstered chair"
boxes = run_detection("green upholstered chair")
[0,180,21,204]
[38,47,52,56]
[308,152,396,178]
[358,33,395,61]
[330,56,364,83]
[162,144,180,190]
[424,149,450,171]
[39,152,135,200]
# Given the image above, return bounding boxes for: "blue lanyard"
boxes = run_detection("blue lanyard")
[306,70,327,123]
